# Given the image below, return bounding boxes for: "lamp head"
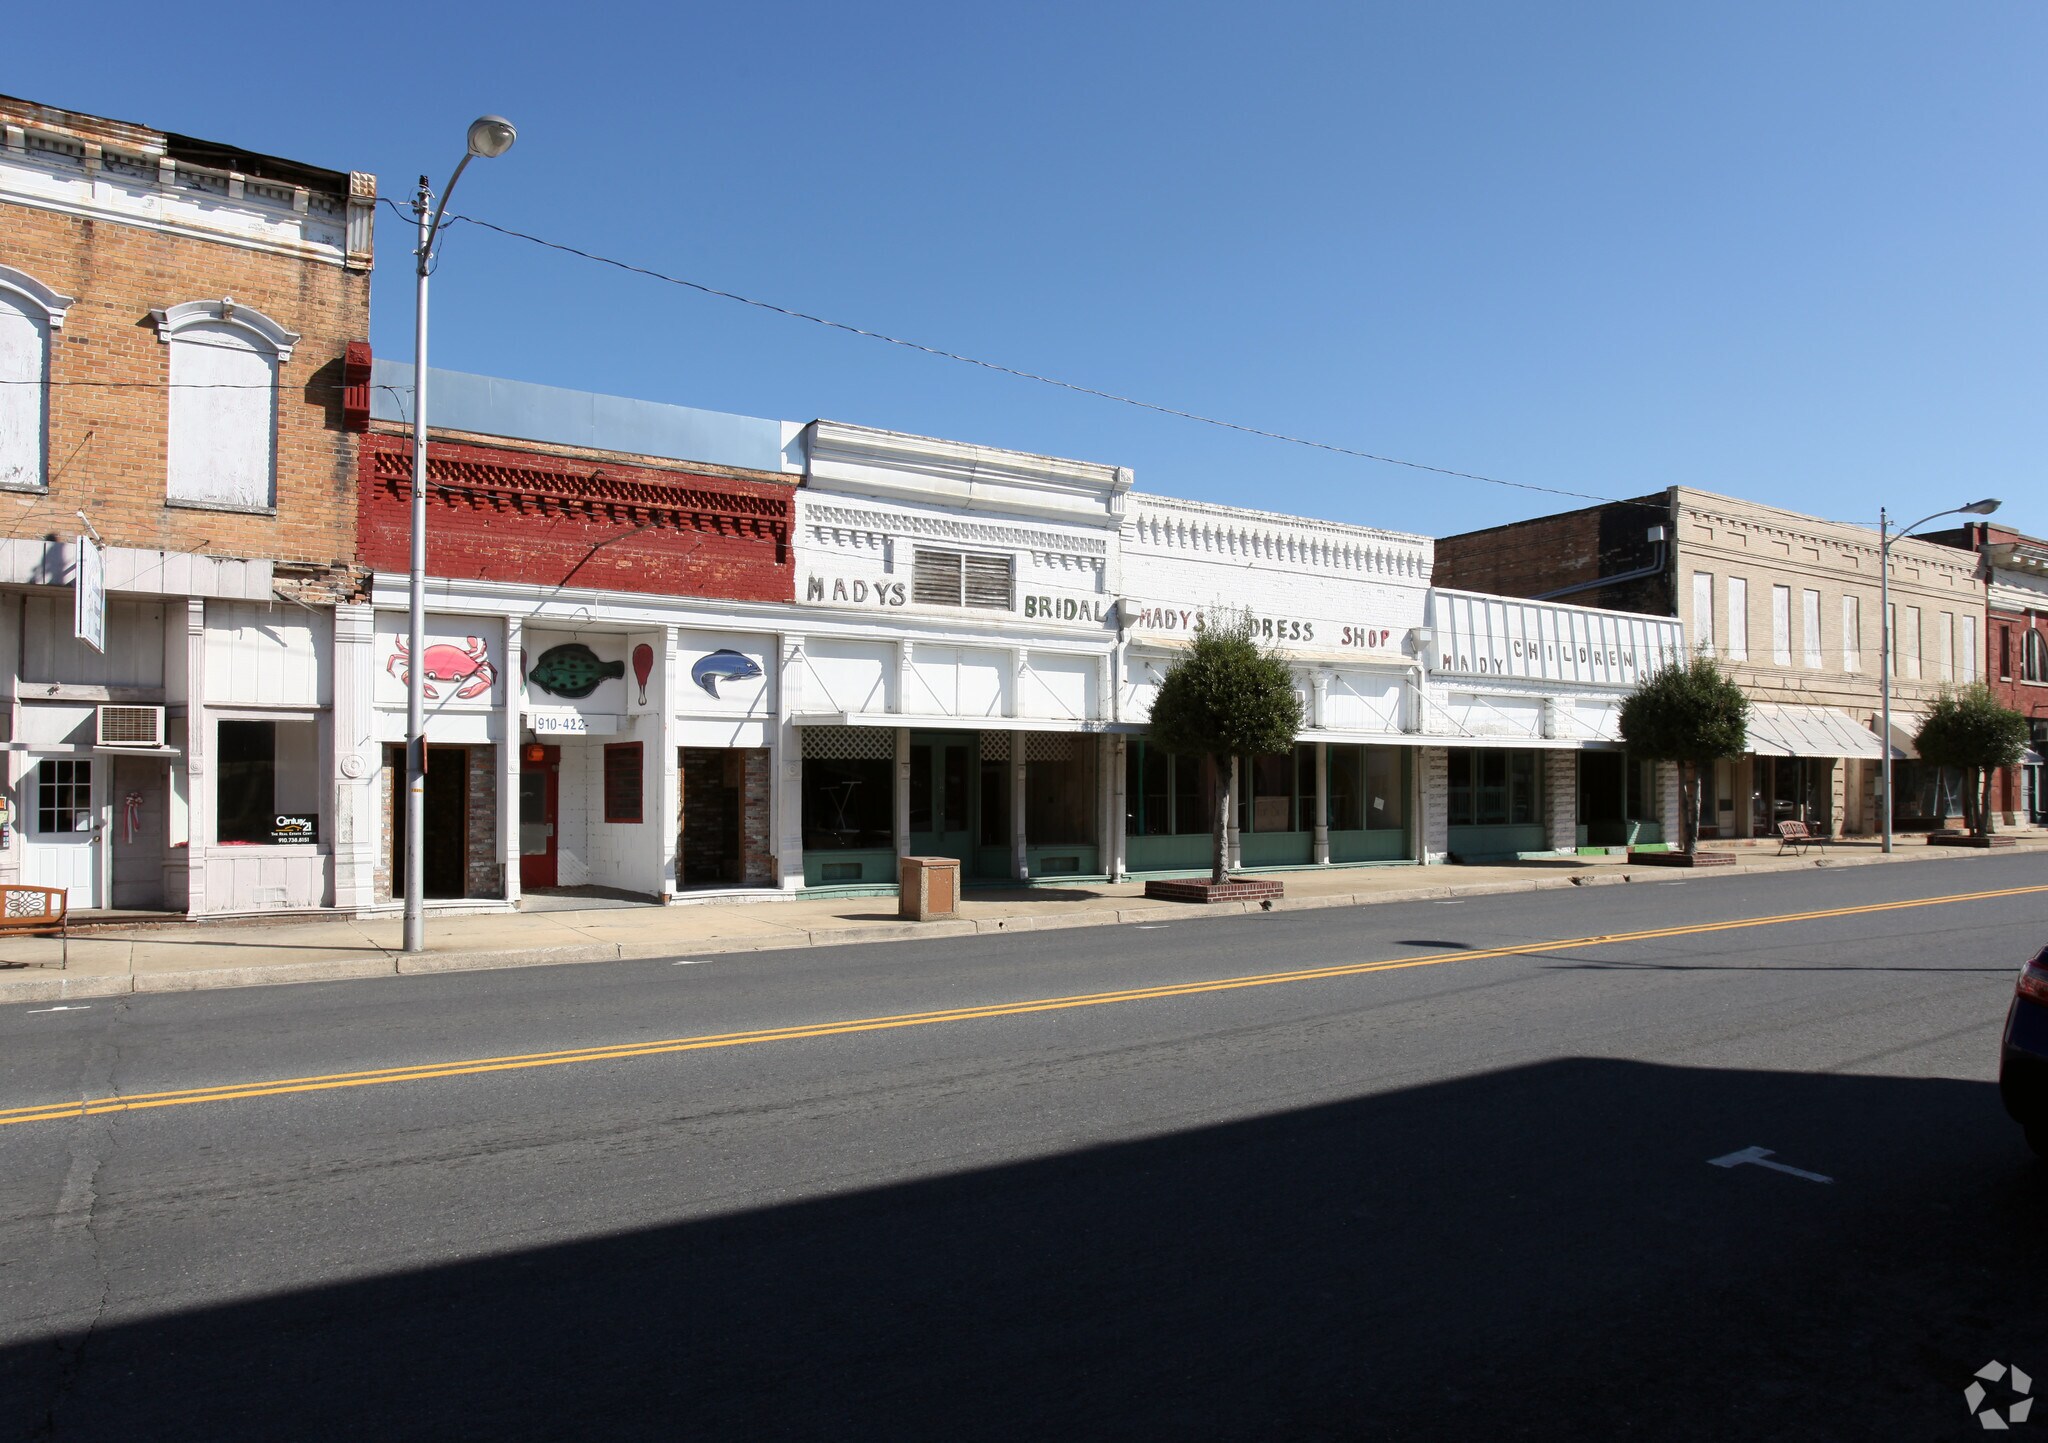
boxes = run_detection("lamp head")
[466,115,517,159]
[1962,497,2001,515]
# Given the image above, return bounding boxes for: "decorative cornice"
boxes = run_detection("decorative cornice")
[0,263,73,325]
[0,123,356,267]
[367,444,790,547]
[150,298,299,360]
[801,499,1108,557]
[805,420,1131,529]
[1126,493,1429,579]
[1675,490,1978,578]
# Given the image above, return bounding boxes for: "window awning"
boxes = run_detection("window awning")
[1745,703,1885,760]
[1884,715,1923,761]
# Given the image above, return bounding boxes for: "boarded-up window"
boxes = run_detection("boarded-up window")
[963,553,1013,609]
[604,743,643,823]
[1691,573,1713,650]
[1960,615,1977,682]
[1726,577,1748,662]
[0,288,51,491]
[168,321,279,510]
[912,548,1013,609]
[1771,586,1791,666]
[1842,596,1861,673]
[1801,590,1822,669]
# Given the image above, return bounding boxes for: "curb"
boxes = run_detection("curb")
[1,843,2037,1005]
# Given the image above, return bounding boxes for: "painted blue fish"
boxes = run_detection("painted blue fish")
[692,649,763,699]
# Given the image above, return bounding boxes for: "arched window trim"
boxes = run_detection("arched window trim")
[149,298,298,361]
[0,264,75,328]
[2025,627,2048,684]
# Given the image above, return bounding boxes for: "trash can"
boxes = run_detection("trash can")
[899,855,961,921]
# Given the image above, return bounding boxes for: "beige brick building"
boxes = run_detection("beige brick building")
[0,93,374,913]
[1436,486,1987,839]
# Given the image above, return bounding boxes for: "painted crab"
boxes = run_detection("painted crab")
[388,636,498,700]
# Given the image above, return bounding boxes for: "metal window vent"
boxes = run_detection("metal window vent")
[97,704,165,748]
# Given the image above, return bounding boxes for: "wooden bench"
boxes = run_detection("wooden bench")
[0,885,68,968]
[1775,820,1828,856]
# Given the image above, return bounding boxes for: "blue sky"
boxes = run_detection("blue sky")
[13,2,2044,538]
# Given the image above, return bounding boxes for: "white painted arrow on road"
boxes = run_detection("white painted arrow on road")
[1709,1146,1833,1183]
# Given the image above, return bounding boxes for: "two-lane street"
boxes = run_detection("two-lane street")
[3,855,2045,1440]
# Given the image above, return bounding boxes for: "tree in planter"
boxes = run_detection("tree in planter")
[1616,655,1748,853]
[1913,685,2030,837]
[1146,612,1303,885]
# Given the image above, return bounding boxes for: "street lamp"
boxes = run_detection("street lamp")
[1878,496,2000,854]
[405,115,517,954]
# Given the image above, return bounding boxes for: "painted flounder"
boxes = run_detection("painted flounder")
[529,643,626,700]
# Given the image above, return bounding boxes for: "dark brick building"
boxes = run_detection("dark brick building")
[1927,523,2048,827]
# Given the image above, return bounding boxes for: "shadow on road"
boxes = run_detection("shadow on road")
[7,1058,2043,1440]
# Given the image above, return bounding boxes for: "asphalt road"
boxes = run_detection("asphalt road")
[2,855,2045,1441]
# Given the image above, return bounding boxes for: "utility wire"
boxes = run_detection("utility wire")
[374,195,1658,512]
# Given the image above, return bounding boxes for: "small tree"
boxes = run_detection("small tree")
[1913,685,2030,837]
[1146,611,1303,884]
[1617,655,1748,852]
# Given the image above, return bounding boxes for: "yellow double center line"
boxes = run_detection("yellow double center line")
[4,881,2042,1129]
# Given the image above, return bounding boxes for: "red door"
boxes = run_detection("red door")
[519,745,559,889]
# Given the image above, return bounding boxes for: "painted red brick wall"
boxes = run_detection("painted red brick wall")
[1929,523,2048,823]
[357,431,794,604]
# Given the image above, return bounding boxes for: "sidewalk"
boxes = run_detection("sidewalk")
[4,838,2043,1004]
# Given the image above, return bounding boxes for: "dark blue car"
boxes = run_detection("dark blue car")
[2000,943,2048,1159]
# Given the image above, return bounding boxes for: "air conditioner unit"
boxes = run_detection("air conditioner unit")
[97,704,165,749]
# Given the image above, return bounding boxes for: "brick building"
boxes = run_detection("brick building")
[1927,523,2048,827]
[1437,487,1988,839]
[0,94,373,913]
[348,359,797,907]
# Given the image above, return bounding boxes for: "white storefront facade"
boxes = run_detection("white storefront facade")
[1421,590,1686,860]
[1117,495,1435,873]
[783,422,1129,887]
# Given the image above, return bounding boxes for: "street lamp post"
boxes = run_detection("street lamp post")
[404,116,517,955]
[1878,496,2000,855]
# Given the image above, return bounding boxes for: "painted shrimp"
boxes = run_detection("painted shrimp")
[387,636,498,700]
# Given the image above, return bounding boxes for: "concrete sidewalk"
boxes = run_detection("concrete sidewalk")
[3,838,2042,1004]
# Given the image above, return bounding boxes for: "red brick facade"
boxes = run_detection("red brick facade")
[356,431,794,603]
[1432,492,1674,617]
[1931,523,2048,824]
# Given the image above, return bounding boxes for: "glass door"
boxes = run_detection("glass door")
[908,731,975,864]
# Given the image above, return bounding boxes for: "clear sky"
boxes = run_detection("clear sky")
[12,2,2044,539]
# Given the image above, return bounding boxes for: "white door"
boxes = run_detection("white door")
[20,757,101,908]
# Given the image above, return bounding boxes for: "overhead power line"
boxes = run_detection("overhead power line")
[377,196,1654,511]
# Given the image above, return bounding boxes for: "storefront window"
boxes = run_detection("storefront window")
[1363,748,1405,831]
[1328,746,1364,831]
[1026,734,1095,845]
[1125,742,1218,836]
[1890,761,1961,828]
[1624,757,1658,822]
[1239,746,1314,833]
[217,718,320,844]
[1445,748,1540,827]
[1753,757,1832,832]
[802,742,893,851]
[1126,742,1169,836]
[979,735,1010,848]
[1172,751,1212,835]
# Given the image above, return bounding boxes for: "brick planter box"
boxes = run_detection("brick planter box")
[1927,833,2018,849]
[1627,849,1737,868]
[1144,878,1286,904]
